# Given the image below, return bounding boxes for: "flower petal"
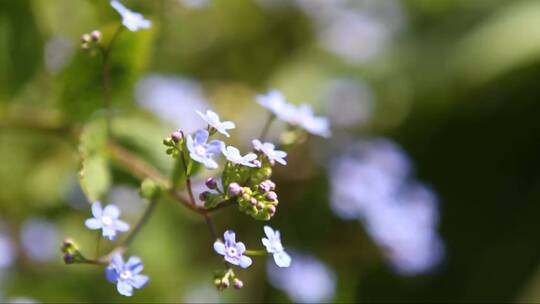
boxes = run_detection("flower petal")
[264,226,275,239]
[274,251,292,268]
[111,253,124,270]
[102,227,117,240]
[239,255,252,269]
[126,256,143,273]
[91,202,103,218]
[202,158,218,169]
[103,205,120,219]
[194,129,209,146]
[114,220,130,232]
[213,241,225,256]
[85,218,102,230]
[117,280,133,297]
[130,274,149,289]
[206,140,224,155]
[220,121,235,130]
[243,153,257,162]
[106,266,118,283]
[223,230,236,246]
[235,242,246,254]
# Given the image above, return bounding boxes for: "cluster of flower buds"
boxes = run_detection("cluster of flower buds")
[80,30,102,50]
[235,179,279,221]
[213,268,243,290]
[163,129,184,158]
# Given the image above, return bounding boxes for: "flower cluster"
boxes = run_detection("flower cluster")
[212,226,291,290]
[163,107,290,221]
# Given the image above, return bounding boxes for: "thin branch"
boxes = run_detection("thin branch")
[259,113,274,141]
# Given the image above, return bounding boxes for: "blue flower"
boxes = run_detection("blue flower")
[106,253,149,297]
[262,226,291,268]
[186,129,224,169]
[213,230,252,268]
[256,90,292,121]
[252,139,287,165]
[256,91,331,137]
[85,202,129,241]
[221,145,257,167]
[110,0,152,32]
[196,110,236,137]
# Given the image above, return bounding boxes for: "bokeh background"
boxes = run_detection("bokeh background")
[1,0,540,302]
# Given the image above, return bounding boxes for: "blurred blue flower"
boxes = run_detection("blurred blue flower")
[186,129,224,169]
[213,230,252,268]
[110,0,152,32]
[106,253,149,297]
[20,218,58,262]
[329,138,444,275]
[221,146,257,167]
[135,74,209,133]
[256,90,292,120]
[256,90,331,137]
[252,139,287,165]
[196,110,235,137]
[262,226,291,268]
[267,251,335,303]
[0,229,15,270]
[85,202,130,241]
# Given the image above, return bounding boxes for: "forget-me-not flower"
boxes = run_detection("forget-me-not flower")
[196,110,235,137]
[85,202,129,240]
[262,226,291,268]
[256,90,331,137]
[186,129,224,169]
[213,230,252,268]
[252,139,287,165]
[106,253,149,297]
[256,90,294,121]
[110,0,152,32]
[221,146,257,167]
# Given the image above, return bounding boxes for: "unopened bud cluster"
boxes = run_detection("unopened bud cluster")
[61,238,87,264]
[80,30,102,50]
[163,130,184,158]
[213,269,243,291]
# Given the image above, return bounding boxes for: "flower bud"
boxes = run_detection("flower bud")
[205,177,217,190]
[171,131,182,143]
[252,160,262,168]
[199,191,210,202]
[221,279,230,289]
[233,278,244,289]
[63,253,75,264]
[228,183,243,197]
[249,198,257,206]
[267,205,276,215]
[213,278,222,288]
[163,137,174,146]
[80,33,91,43]
[266,191,277,202]
[90,30,102,42]
[256,202,265,210]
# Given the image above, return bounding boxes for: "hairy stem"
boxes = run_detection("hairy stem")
[121,197,159,249]
[244,249,267,256]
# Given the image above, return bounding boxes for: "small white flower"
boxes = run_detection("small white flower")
[110,0,152,32]
[221,146,257,167]
[85,202,130,240]
[285,104,331,138]
[256,90,293,121]
[256,90,331,137]
[262,226,291,268]
[196,110,235,137]
[252,139,287,165]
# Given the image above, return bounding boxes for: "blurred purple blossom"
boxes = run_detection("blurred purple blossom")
[329,138,444,275]
[0,228,15,270]
[20,218,59,262]
[267,251,336,303]
[135,74,209,133]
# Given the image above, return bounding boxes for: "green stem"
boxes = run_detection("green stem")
[244,249,267,256]
[259,113,275,141]
[100,25,123,138]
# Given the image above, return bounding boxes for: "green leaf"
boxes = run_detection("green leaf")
[78,118,110,202]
